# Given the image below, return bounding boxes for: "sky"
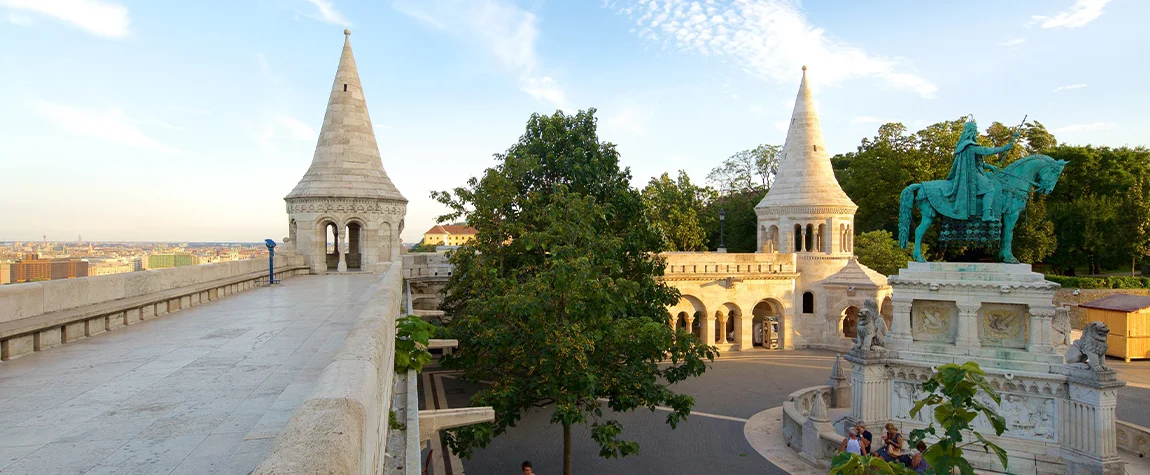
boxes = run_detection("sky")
[0,0,1146,243]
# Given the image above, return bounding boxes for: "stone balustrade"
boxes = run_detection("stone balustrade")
[781,385,845,467]
[0,255,308,360]
[254,258,403,475]
[1116,420,1150,459]
[661,252,798,278]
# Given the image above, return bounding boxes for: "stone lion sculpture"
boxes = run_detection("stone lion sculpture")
[1065,321,1111,371]
[853,298,887,352]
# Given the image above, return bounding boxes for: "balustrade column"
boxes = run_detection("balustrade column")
[889,298,913,349]
[1027,306,1056,354]
[336,227,348,272]
[955,303,981,348]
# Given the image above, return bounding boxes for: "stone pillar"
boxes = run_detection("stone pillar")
[738,314,753,351]
[800,226,807,252]
[685,315,695,340]
[826,354,851,408]
[1062,375,1125,475]
[781,309,795,350]
[955,303,981,348]
[1027,306,1056,355]
[889,298,913,350]
[336,227,347,272]
[847,353,890,427]
[702,315,716,344]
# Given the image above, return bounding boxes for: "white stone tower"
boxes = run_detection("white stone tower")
[285,30,407,274]
[755,66,861,343]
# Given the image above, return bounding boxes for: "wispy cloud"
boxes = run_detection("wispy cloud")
[999,38,1026,46]
[29,100,180,154]
[302,0,349,26]
[1030,0,1109,29]
[606,0,937,98]
[1052,83,1087,93]
[602,108,648,138]
[0,0,130,37]
[1054,122,1113,133]
[7,11,32,26]
[393,0,568,110]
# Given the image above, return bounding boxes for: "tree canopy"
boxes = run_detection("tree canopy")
[853,230,914,276]
[641,171,716,251]
[433,109,717,475]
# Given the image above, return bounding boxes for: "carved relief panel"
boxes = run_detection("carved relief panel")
[911,300,957,343]
[978,303,1028,349]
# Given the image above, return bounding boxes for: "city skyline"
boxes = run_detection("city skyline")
[1,0,1145,242]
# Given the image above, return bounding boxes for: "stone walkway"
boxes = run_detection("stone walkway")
[0,273,380,475]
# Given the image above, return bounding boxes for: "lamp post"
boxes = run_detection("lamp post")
[264,239,278,285]
[718,207,727,253]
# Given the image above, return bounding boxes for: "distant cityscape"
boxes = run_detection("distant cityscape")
[0,238,271,285]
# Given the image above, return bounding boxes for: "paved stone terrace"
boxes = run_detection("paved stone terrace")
[0,273,380,475]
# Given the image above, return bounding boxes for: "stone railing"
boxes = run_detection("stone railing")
[255,258,404,475]
[0,255,308,360]
[782,385,847,468]
[1116,420,1150,458]
[402,252,452,279]
[661,252,798,279]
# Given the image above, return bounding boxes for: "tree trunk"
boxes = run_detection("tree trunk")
[563,422,573,475]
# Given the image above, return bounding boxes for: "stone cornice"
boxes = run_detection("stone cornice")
[755,205,857,217]
[660,272,800,282]
[888,279,1059,293]
[285,197,407,216]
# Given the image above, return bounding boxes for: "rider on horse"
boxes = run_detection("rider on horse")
[943,120,1019,222]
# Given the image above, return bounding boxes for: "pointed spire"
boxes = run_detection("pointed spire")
[827,353,846,383]
[286,30,406,202]
[809,391,830,422]
[756,66,855,210]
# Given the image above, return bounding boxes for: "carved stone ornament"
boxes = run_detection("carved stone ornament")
[852,298,887,352]
[1065,321,1111,371]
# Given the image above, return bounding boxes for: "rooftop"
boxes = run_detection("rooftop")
[1079,293,1150,312]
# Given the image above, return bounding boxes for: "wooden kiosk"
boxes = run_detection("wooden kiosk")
[1079,293,1150,362]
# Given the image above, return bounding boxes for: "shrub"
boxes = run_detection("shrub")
[395,315,436,373]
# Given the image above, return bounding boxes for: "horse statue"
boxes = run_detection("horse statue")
[898,153,1067,263]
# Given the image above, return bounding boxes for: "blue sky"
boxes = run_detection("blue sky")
[0,0,1145,243]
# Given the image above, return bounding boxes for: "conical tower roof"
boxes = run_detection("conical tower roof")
[756,66,855,211]
[286,30,406,202]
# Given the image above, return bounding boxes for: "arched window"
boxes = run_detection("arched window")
[793,224,802,252]
[767,225,779,253]
[805,224,814,252]
[802,292,814,314]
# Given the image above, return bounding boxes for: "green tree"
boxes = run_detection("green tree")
[1009,195,1057,265]
[1120,174,1150,275]
[432,109,717,475]
[641,171,716,251]
[408,241,439,253]
[706,144,782,194]
[702,189,762,253]
[853,230,913,276]
[909,362,1009,475]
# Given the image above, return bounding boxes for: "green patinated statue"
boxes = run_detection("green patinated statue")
[898,120,1068,263]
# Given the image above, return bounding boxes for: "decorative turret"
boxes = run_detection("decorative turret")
[757,66,855,211]
[285,30,407,274]
[286,29,405,202]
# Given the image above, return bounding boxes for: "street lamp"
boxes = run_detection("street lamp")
[718,207,727,253]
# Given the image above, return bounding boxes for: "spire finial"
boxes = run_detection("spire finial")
[802,64,808,72]
[344,29,351,36]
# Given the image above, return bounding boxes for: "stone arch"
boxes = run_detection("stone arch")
[718,302,742,346]
[288,218,298,249]
[675,311,689,333]
[841,305,860,338]
[751,299,783,349]
[344,217,367,270]
[793,224,802,252]
[765,225,779,253]
[379,220,394,262]
[805,224,814,252]
[316,217,340,271]
[802,291,814,314]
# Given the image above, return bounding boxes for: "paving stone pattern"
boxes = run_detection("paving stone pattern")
[0,274,379,475]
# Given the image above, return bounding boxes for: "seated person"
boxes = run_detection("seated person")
[854,423,873,455]
[910,441,931,474]
[875,423,907,463]
[839,427,868,455]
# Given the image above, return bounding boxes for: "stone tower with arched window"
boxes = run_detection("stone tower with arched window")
[753,66,878,347]
[285,30,407,274]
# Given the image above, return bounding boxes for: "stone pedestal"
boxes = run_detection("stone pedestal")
[1055,366,1125,475]
[826,354,851,408]
[845,350,889,428]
